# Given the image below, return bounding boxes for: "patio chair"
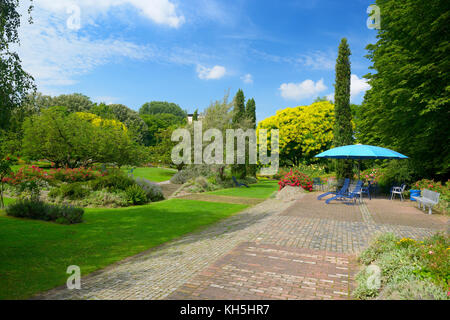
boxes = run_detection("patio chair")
[325,180,363,204]
[360,181,372,200]
[390,184,406,201]
[313,177,324,191]
[317,178,350,200]
[232,176,249,188]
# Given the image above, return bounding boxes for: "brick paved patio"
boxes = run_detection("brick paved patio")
[35,192,448,300]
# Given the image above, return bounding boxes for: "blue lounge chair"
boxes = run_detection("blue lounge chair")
[317,178,350,200]
[232,176,249,188]
[325,180,363,204]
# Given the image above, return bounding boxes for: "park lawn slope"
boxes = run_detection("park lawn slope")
[123,167,176,182]
[0,199,247,300]
[207,180,279,199]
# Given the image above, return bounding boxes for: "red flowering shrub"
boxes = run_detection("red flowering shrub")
[3,166,106,185]
[49,167,104,183]
[278,169,313,192]
[2,166,51,185]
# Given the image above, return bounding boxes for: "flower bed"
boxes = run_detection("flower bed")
[353,233,449,300]
[278,169,313,192]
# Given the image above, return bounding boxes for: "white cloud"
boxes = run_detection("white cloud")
[350,74,370,98]
[279,79,327,100]
[36,0,185,28]
[241,73,253,84]
[327,74,370,101]
[297,51,335,70]
[326,93,335,102]
[323,75,371,103]
[16,11,154,87]
[196,65,227,80]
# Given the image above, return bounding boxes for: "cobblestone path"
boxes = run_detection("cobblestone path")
[36,193,447,300]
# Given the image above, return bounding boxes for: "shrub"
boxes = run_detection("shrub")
[278,169,313,192]
[49,182,90,200]
[49,167,103,183]
[378,276,448,300]
[6,199,84,224]
[125,184,148,205]
[82,190,128,208]
[135,178,164,202]
[90,171,135,192]
[170,165,215,184]
[353,232,449,300]
[55,204,85,224]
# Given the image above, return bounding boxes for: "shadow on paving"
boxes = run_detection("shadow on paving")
[365,198,448,231]
[281,193,364,223]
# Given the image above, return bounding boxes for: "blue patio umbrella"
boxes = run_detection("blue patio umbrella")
[315,144,408,179]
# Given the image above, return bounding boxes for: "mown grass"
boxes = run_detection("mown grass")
[207,180,279,199]
[122,167,176,182]
[0,199,247,299]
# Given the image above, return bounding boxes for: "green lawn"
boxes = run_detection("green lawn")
[0,199,247,299]
[122,167,176,182]
[207,180,279,199]
[1,197,15,207]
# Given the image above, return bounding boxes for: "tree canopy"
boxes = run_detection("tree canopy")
[139,101,187,120]
[0,0,35,131]
[257,101,335,166]
[22,107,142,168]
[358,0,450,179]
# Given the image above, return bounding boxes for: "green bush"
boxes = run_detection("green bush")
[353,232,449,300]
[81,190,128,208]
[378,160,413,193]
[125,185,148,205]
[49,182,89,200]
[90,171,135,192]
[378,276,448,300]
[6,199,84,224]
[135,178,164,202]
[170,165,215,184]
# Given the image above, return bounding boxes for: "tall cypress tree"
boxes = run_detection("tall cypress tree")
[245,98,257,177]
[232,89,246,179]
[333,38,354,179]
[192,109,198,121]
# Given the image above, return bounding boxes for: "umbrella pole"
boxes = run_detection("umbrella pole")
[358,159,361,181]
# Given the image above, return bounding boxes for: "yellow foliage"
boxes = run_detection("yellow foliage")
[75,112,127,132]
[257,101,335,164]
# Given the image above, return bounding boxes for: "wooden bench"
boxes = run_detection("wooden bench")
[412,189,440,215]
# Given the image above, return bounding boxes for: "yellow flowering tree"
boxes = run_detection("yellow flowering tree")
[257,101,335,166]
[75,112,127,132]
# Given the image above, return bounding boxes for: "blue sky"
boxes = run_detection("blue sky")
[18,0,377,121]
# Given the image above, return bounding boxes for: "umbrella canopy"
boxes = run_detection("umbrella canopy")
[315,144,408,180]
[315,144,408,160]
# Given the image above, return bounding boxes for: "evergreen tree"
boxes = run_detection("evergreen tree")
[333,38,354,179]
[245,98,257,177]
[232,89,246,124]
[231,89,247,179]
[192,109,198,121]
